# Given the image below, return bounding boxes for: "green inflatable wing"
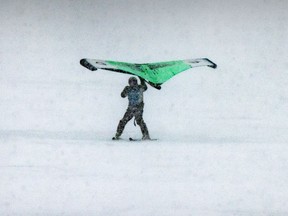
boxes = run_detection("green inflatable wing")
[80,58,217,90]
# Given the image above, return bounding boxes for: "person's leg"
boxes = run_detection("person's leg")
[114,108,133,139]
[135,107,150,140]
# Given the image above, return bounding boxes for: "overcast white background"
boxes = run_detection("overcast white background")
[1,0,288,215]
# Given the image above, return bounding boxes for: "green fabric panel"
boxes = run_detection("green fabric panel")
[107,60,191,84]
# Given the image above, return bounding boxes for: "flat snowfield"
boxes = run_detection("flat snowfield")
[1,135,288,216]
[1,81,288,216]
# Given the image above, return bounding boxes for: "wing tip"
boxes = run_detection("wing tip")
[204,58,217,69]
[80,59,97,71]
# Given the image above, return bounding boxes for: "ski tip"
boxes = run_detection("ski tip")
[112,137,121,140]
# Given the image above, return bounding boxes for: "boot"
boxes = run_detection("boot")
[112,132,121,140]
[138,119,150,140]
[142,134,151,140]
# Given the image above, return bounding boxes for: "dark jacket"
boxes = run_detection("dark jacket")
[121,79,147,107]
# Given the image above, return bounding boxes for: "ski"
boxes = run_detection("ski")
[129,137,158,141]
[112,137,157,141]
[112,137,134,141]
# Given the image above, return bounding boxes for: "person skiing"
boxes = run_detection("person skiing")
[113,76,150,140]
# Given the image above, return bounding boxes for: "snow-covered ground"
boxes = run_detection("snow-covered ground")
[1,0,288,215]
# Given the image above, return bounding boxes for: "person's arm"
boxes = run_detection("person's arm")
[121,86,129,98]
[139,77,147,91]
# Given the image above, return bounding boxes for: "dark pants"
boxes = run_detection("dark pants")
[116,103,149,138]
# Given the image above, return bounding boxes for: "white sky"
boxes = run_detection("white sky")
[1,0,288,82]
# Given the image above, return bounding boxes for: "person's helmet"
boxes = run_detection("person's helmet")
[128,77,138,86]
